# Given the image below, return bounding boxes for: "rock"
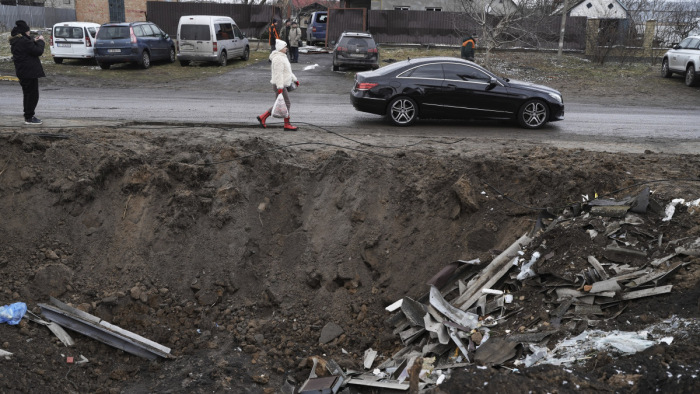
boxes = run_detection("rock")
[452,175,480,213]
[25,264,73,298]
[44,249,60,260]
[252,374,269,384]
[319,322,344,344]
[130,286,142,300]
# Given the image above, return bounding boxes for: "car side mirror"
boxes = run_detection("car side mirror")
[486,77,498,90]
[672,43,680,49]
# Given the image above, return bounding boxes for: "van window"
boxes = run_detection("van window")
[55,26,84,39]
[87,27,97,38]
[180,24,211,41]
[317,14,328,24]
[96,26,130,40]
[233,25,244,39]
[215,23,234,40]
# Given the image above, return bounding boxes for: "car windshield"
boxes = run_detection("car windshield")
[54,26,83,39]
[97,26,130,40]
[180,25,211,41]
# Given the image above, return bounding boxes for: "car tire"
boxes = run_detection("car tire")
[219,51,227,67]
[180,60,190,67]
[387,96,418,127]
[98,62,110,70]
[139,51,151,69]
[169,47,176,63]
[661,58,672,78]
[332,63,339,71]
[53,57,63,64]
[517,99,549,129]
[685,65,698,87]
[241,47,249,61]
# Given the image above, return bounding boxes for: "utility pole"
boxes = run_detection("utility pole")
[558,0,569,60]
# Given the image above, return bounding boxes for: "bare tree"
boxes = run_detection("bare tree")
[455,0,555,67]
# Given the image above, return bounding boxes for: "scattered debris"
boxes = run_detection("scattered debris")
[0,302,27,325]
[0,349,12,359]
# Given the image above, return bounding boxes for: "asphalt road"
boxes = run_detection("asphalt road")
[1,52,699,154]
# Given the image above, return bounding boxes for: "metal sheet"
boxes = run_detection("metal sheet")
[39,303,172,360]
[429,285,478,329]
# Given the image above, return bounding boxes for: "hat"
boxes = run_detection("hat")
[291,21,298,26]
[15,20,30,34]
[275,39,287,51]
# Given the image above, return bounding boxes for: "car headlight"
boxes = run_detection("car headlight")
[548,92,562,104]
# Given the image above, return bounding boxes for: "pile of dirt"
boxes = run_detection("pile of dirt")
[1,126,699,393]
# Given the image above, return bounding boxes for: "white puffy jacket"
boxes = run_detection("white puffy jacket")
[269,50,297,89]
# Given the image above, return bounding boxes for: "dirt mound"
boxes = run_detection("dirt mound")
[1,127,699,392]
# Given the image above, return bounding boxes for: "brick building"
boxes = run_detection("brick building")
[76,0,166,24]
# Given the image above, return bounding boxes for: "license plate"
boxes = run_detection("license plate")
[57,43,70,47]
[349,53,365,58]
[107,49,121,53]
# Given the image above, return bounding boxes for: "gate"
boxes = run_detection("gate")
[109,0,125,23]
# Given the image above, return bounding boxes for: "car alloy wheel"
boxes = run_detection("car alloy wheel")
[685,66,698,87]
[518,99,549,129]
[661,59,672,78]
[388,97,417,126]
[241,47,249,61]
[219,51,227,67]
[140,51,151,69]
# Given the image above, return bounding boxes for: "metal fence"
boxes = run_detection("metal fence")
[0,4,76,32]
[146,1,280,39]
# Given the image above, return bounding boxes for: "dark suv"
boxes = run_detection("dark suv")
[332,32,379,71]
[94,21,175,69]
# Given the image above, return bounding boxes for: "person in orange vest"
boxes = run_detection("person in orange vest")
[461,35,476,61]
[268,19,280,53]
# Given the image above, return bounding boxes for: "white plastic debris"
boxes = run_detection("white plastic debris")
[504,294,514,304]
[303,64,319,71]
[481,289,504,295]
[663,198,685,221]
[0,349,12,359]
[436,373,446,385]
[517,251,540,281]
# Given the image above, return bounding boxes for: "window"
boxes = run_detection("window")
[96,26,129,40]
[64,0,71,4]
[426,7,442,11]
[140,24,155,37]
[180,25,211,41]
[401,63,444,79]
[443,63,491,82]
[87,27,97,38]
[686,38,700,49]
[216,23,234,40]
[234,25,244,39]
[132,25,145,37]
[54,26,84,39]
[394,6,410,10]
[317,14,328,23]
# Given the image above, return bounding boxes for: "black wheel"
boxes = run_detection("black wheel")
[661,58,672,78]
[332,63,339,71]
[517,99,549,129]
[218,51,227,67]
[98,62,110,70]
[169,47,176,63]
[241,47,249,61]
[179,60,190,67]
[139,51,151,69]
[387,96,418,126]
[685,65,698,87]
[53,57,63,64]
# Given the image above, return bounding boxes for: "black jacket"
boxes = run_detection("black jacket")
[9,33,46,79]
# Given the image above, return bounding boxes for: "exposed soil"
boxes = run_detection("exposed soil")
[1,47,700,393]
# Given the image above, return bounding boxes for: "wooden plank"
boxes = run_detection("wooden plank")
[621,285,673,300]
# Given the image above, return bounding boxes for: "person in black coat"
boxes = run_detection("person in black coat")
[9,20,46,125]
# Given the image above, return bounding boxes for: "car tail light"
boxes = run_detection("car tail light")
[368,48,378,53]
[130,27,137,44]
[213,42,217,53]
[50,34,53,46]
[356,82,378,90]
[312,27,317,32]
[336,46,346,52]
[85,28,92,47]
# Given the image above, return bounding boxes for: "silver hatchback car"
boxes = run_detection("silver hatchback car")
[661,35,700,87]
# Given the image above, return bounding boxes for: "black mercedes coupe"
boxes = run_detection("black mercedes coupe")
[350,57,564,129]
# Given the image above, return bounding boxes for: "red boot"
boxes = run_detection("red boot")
[284,117,298,131]
[257,111,271,128]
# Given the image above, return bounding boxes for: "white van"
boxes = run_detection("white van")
[176,15,249,67]
[49,21,101,64]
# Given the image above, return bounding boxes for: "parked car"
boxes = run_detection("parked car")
[176,15,249,67]
[94,21,175,69]
[332,32,379,71]
[351,57,564,129]
[661,35,700,87]
[49,22,101,64]
[306,11,327,46]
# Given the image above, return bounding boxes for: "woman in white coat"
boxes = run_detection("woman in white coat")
[257,39,300,131]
